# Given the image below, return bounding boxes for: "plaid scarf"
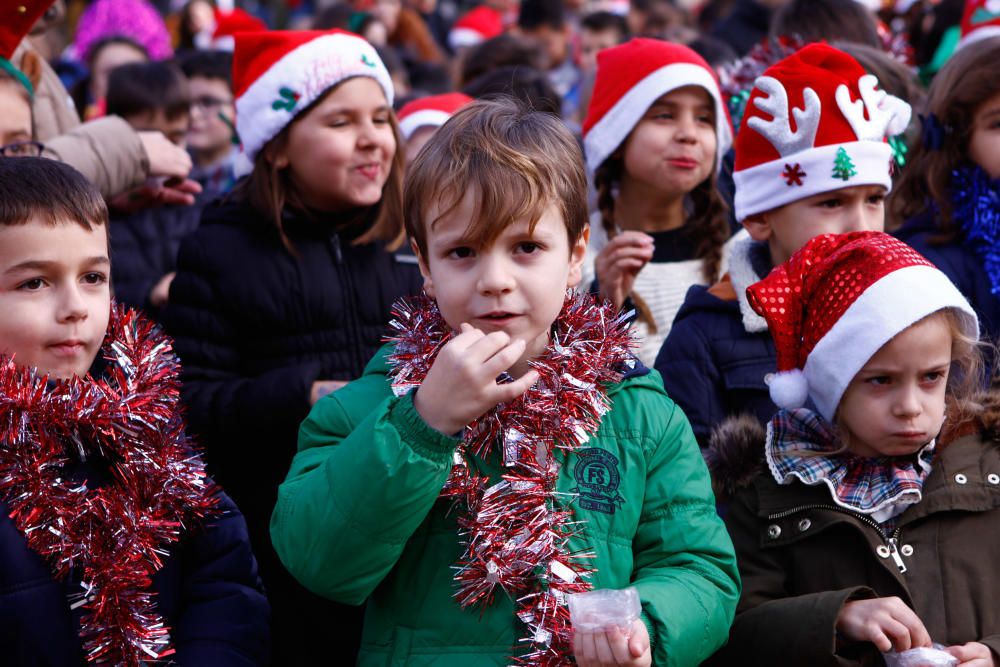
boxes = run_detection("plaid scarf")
[765,408,934,523]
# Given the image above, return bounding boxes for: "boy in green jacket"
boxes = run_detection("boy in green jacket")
[270,97,739,667]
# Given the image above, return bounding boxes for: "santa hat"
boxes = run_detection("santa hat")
[581,39,733,174]
[211,8,268,51]
[733,43,911,222]
[0,0,52,95]
[956,0,1000,51]
[449,6,504,50]
[398,93,474,140]
[232,30,393,175]
[746,231,978,422]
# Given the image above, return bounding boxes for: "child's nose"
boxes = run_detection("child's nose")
[893,384,922,418]
[57,285,89,323]
[476,256,516,295]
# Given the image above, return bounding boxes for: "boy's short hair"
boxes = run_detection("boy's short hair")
[405,97,587,257]
[580,11,628,36]
[179,49,233,86]
[106,61,189,121]
[518,0,566,31]
[0,157,107,230]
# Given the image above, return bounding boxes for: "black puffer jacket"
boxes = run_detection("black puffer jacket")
[161,194,423,664]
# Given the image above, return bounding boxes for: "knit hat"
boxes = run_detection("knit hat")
[732,43,911,222]
[232,30,394,174]
[1,0,52,95]
[581,38,733,174]
[956,0,1000,51]
[73,0,172,62]
[448,6,504,50]
[398,93,474,140]
[746,231,977,422]
[210,8,268,51]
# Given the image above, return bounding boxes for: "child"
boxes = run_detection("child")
[706,230,999,666]
[581,38,735,366]
[397,91,473,165]
[160,30,423,664]
[104,60,201,317]
[578,11,628,75]
[180,49,240,201]
[517,0,581,119]
[892,38,1000,348]
[655,43,911,446]
[270,97,739,667]
[0,53,35,157]
[0,157,269,664]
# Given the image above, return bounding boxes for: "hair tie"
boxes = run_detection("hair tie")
[920,113,952,151]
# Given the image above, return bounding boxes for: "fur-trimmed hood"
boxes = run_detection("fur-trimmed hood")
[705,414,767,502]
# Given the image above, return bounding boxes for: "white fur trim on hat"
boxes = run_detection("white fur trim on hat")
[449,27,486,49]
[802,264,979,421]
[956,25,1000,51]
[733,140,892,222]
[583,62,732,173]
[399,109,451,140]
[235,33,394,165]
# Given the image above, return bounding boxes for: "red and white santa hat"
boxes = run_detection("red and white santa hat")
[956,0,1000,51]
[581,38,733,174]
[448,6,504,50]
[733,43,911,222]
[746,231,977,422]
[210,8,268,51]
[0,0,53,95]
[398,93,474,140]
[232,30,393,175]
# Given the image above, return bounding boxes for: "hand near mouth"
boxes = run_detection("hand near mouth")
[413,323,539,435]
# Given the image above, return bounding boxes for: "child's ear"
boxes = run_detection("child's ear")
[411,238,436,298]
[741,214,773,243]
[20,51,43,93]
[565,224,590,289]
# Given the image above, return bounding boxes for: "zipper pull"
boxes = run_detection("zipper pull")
[886,538,907,573]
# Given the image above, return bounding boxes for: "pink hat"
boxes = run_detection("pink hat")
[73,0,172,61]
[581,38,733,174]
[733,43,911,222]
[398,93,474,140]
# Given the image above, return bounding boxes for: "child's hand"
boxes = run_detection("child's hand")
[573,619,651,667]
[946,642,997,667]
[836,597,932,653]
[310,380,349,404]
[413,324,539,435]
[594,231,653,310]
[149,272,176,308]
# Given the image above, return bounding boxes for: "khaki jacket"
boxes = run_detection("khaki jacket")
[709,422,1000,666]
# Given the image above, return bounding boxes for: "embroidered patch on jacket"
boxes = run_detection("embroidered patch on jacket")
[571,448,625,515]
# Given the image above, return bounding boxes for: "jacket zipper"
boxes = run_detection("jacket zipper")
[767,503,907,573]
[329,233,366,375]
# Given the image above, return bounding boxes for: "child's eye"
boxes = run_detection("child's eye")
[448,247,474,259]
[82,272,107,285]
[516,241,541,254]
[17,278,46,291]
[865,375,891,386]
[922,370,947,383]
[698,114,715,125]
[817,198,842,209]
[867,194,886,205]
[373,114,390,125]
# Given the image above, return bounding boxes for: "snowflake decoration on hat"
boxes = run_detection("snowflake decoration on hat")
[783,163,807,186]
[832,147,857,181]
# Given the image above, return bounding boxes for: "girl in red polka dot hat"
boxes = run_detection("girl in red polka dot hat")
[580,38,735,366]
[707,230,1000,667]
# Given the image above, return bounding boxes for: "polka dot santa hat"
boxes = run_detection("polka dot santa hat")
[746,231,977,422]
[582,38,733,174]
[232,29,393,175]
[733,43,911,222]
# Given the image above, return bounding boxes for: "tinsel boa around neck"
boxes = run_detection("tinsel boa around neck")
[387,292,636,667]
[0,306,218,665]
[952,165,1000,294]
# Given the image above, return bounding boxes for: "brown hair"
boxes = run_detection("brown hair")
[888,39,1000,236]
[593,148,729,334]
[0,157,107,231]
[405,97,588,258]
[234,79,407,253]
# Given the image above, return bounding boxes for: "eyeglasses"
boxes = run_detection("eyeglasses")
[191,96,234,113]
[0,140,46,158]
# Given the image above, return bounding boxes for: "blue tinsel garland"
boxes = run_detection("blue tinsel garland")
[952,165,1000,295]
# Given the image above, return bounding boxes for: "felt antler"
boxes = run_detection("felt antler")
[835,74,912,141]
[746,76,821,156]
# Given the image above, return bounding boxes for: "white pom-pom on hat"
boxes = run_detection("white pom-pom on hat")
[767,369,809,409]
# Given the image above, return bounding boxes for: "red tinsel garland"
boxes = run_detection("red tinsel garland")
[387,292,635,667]
[0,305,218,665]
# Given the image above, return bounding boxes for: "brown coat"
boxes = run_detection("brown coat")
[707,419,1000,666]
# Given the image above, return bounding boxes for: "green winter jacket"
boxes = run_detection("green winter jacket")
[271,345,740,666]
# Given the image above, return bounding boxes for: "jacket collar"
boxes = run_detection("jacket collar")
[726,235,770,333]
